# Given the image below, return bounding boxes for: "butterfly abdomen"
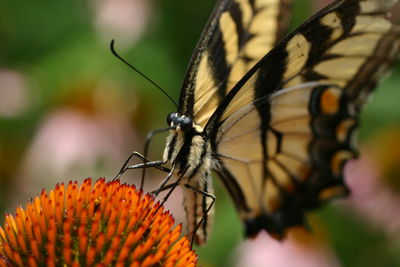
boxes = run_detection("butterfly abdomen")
[183,171,215,246]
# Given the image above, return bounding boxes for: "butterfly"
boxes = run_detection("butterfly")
[118,0,400,246]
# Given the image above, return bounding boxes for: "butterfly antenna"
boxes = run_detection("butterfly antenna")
[110,40,178,108]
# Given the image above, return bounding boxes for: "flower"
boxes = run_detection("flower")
[0,178,197,266]
[233,229,340,267]
[344,131,400,237]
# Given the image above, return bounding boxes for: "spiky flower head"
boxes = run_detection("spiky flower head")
[0,178,197,267]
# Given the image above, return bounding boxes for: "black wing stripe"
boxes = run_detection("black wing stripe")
[254,51,285,194]
[230,0,247,49]
[209,26,230,98]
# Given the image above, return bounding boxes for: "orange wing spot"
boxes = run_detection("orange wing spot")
[336,118,356,142]
[320,87,341,114]
[318,186,348,202]
[331,151,354,177]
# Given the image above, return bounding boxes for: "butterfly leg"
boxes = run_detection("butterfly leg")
[115,126,173,185]
[152,170,183,215]
[183,182,216,248]
[148,171,216,247]
[150,182,179,195]
[139,171,183,228]
[153,164,177,196]
[141,127,175,188]
[113,151,169,181]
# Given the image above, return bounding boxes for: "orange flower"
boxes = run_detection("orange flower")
[0,178,198,267]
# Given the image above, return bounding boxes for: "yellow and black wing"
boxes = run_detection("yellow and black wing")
[177,0,293,244]
[201,0,400,237]
[178,0,292,127]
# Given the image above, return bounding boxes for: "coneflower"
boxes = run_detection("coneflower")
[0,178,198,267]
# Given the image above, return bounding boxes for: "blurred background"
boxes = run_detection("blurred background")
[1,0,400,266]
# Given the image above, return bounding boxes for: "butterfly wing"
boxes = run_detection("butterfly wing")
[204,0,400,237]
[177,0,293,244]
[178,0,293,127]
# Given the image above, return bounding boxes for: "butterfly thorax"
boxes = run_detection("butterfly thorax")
[163,112,215,245]
[163,112,213,180]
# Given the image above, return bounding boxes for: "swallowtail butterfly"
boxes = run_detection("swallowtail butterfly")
[120,0,400,245]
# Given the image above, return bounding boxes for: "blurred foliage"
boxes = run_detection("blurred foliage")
[0,0,400,266]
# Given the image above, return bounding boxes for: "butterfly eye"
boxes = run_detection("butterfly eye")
[180,116,193,131]
[166,112,176,126]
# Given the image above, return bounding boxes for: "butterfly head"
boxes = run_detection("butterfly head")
[167,112,193,131]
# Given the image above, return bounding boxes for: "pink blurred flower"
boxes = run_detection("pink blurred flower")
[7,107,138,209]
[91,0,151,47]
[344,148,400,236]
[23,108,134,176]
[234,230,340,267]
